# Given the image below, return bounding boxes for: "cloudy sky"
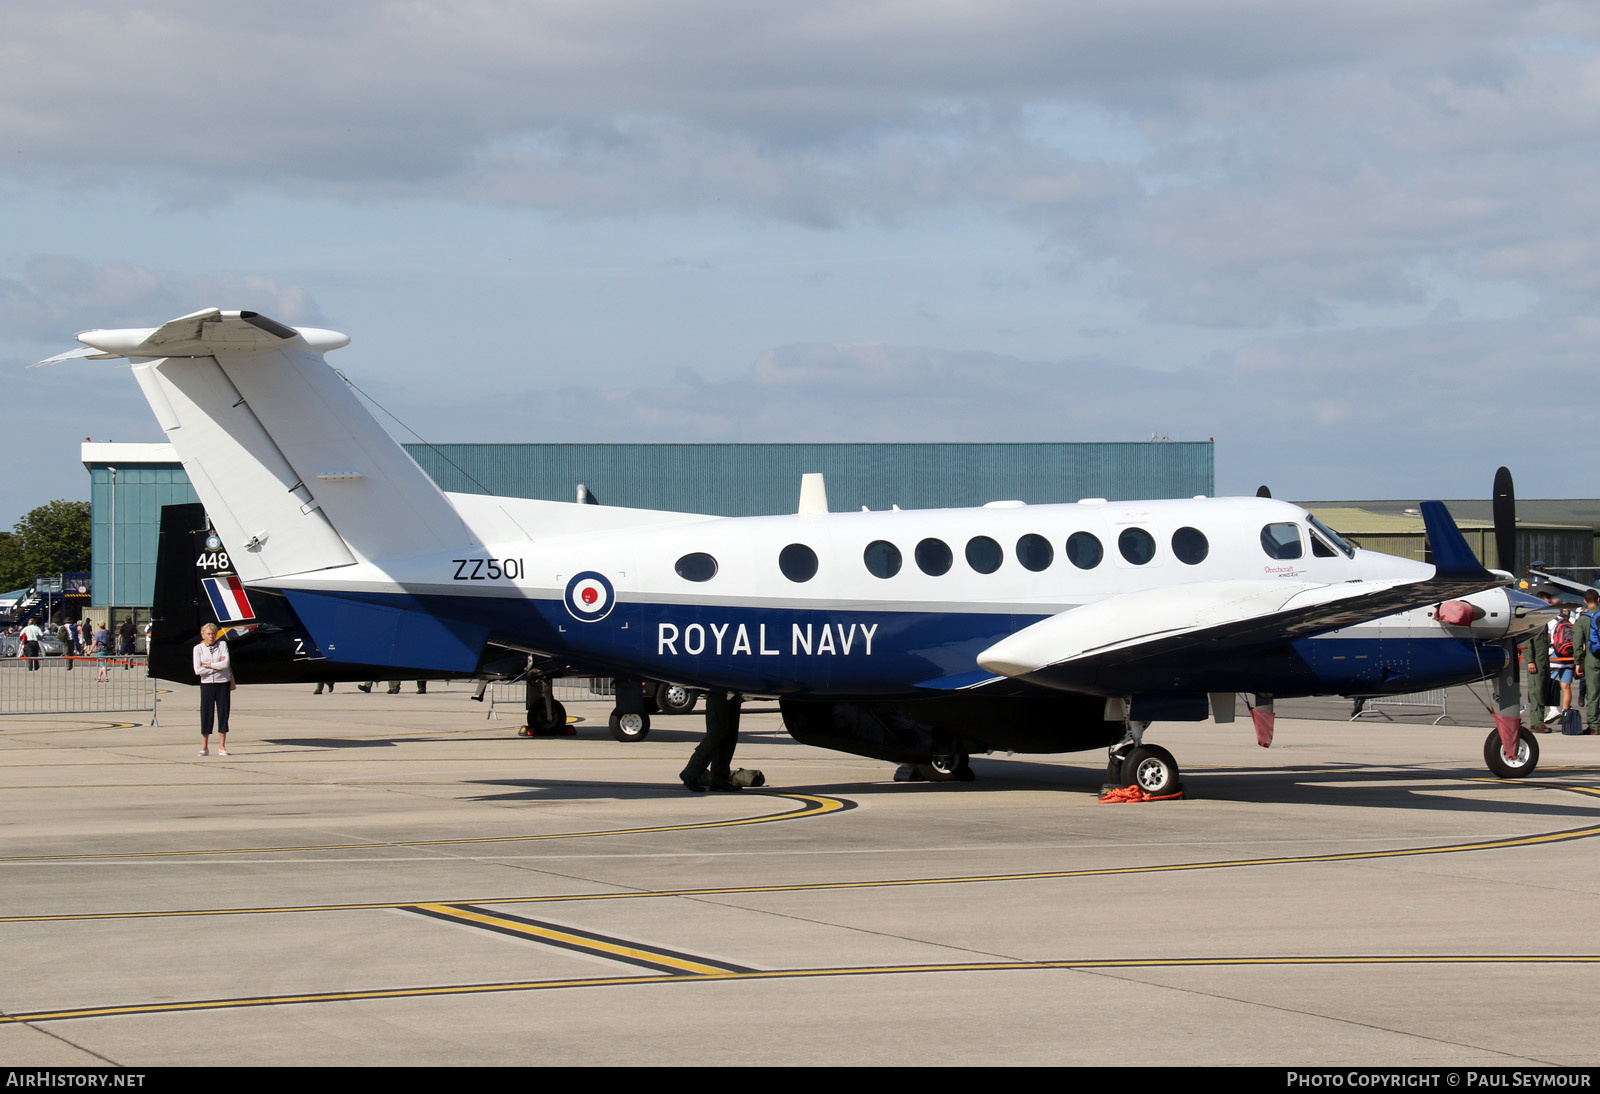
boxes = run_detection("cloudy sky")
[5,1,1598,526]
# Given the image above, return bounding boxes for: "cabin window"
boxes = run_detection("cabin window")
[1066,531,1103,570]
[916,537,953,576]
[965,536,1002,574]
[675,552,718,582]
[1308,515,1355,558]
[1261,523,1304,560]
[1118,527,1157,565]
[1016,533,1053,572]
[1171,526,1208,565]
[864,540,901,579]
[779,543,819,583]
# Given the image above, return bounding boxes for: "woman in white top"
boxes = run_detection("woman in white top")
[192,623,233,756]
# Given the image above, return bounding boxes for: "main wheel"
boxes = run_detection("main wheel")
[656,682,698,715]
[915,753,973,782]
[530,699,566,733]
[609,710,651,742]
[1483,727,1539,778]
[1123,744,1181,795]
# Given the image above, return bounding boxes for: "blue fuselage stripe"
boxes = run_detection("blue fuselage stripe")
[281,589,1502,699]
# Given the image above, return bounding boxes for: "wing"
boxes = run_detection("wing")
[978,501,1504,694]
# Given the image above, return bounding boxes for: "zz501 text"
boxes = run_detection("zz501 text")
[451,558,524,580]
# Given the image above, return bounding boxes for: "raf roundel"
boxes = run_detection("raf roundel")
[564,571,617,622]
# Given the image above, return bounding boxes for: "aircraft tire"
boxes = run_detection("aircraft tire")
[656,682,699,715]
[530,699,566,733]
[1107,753,1130,788]
[1483,727,1539,778]
[609,709,651,742]
[1124,745,1181,796]
[915,753,972,782]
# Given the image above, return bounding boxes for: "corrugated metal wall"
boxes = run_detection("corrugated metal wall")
[89,464,195,611]
[404,441,1215,516]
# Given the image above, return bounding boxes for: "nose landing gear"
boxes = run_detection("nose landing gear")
[1103,711,1184,799]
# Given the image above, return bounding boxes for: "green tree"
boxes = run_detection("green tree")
[0,532,28,593]
[12,501,91,583]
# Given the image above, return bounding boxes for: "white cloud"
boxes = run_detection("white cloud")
[6,3,1596,331]
[0,257,322,342]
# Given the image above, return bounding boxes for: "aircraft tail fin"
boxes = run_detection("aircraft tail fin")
[69,309,474,583]
[1420,500,1499,581]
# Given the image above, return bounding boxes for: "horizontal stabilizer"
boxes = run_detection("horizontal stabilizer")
[32,346,116,366]
[65,309,474,584]
[72,308,351,359]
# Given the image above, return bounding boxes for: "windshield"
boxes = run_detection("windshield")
[1307,514,1355,558]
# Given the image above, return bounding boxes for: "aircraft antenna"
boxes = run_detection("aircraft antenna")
[332,369,496,496]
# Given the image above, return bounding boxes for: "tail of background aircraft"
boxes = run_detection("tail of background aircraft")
[148,501,525,685]
[68,309,474,584]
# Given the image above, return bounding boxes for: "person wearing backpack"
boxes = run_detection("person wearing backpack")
[1549,606,1579,733]
[1578,590,1600,734]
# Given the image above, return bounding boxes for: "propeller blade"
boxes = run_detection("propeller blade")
[1492,466,1516,575]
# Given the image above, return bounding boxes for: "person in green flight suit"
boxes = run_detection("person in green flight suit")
[1521,588,1562,729]
[1576,589,1600,734]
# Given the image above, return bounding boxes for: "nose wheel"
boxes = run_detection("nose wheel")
[1105,718,1183,798]
[1120,744,1182,796]
[1483,727,1539,778]
[916,753,973,782]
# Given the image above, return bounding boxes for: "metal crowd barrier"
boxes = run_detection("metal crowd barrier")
[0,655,156,719]
[1350,689,1451,725]
[481,677,601,719]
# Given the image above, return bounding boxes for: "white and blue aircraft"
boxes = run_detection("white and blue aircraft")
[49,309,1555,790]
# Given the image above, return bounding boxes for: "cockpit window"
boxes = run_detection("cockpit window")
[1307,515,1355,558]
[1261,523,1304,560]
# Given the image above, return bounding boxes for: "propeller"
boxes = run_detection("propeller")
[1490,466,1528,764]
[1492,466,1515,576]
[1249,486,1272,741]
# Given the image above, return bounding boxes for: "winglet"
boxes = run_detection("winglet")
[1420,500,1496,581]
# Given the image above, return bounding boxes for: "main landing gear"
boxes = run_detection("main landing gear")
[1104,714,1184,798]
[892,753,975,782]
[608,676,652,742]
[654,682,699,716]
[518,676,572,738]
[610,710,651,742]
